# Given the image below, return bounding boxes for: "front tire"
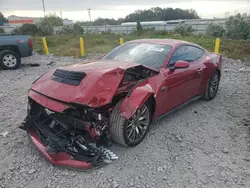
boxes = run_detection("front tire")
[109,100,152,147]
[203,71,220,100]
[0,50,21,70]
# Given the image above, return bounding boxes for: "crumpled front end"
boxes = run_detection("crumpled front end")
[20,62,159,169]
[20,90,118,170]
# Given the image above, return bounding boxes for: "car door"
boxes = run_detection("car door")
[154,45,204,117]
[191,46,207,95]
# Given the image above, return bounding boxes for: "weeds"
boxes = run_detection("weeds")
[32,33,250,60]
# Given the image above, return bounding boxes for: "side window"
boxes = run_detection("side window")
[169,45,205,66]
[195,47,205,59]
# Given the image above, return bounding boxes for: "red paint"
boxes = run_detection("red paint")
[174,60,189,69]
[28,89,70,112]
[28,129,92,169]
[29,40,222,118]
[28,38,33,49]
[118,40,223,119]
[83,122,100,139]
[31,60,137,108]
[9,20,33,24]
[120,81,154,118]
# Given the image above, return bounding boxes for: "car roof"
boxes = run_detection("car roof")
[128,39,201,48]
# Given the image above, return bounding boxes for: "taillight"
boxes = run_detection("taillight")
[28,38,33,49]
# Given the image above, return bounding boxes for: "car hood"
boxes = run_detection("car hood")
[30,60,142,107]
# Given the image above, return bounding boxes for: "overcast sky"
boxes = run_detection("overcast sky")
[1,0,250,21]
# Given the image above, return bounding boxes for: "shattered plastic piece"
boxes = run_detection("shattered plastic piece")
[239,68,245,72]
[0,131,8,138]
[99,146,119,161]
[30,63,40,67]
[47,61,56,65]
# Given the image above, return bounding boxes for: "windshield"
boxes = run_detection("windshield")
[103,42,172,70]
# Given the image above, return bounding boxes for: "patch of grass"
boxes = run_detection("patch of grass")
[32,34,250,60]
[221,40,250,60]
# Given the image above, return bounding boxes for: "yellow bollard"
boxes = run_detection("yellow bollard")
[215,38,221,53]
[42,37,49,55]
[80,37,85,57]
[120,38,124,45]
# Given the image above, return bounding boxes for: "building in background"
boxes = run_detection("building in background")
[2,16,228,35]
[62,18,74,25]
[7,15,41,26]
[7,15,73,26]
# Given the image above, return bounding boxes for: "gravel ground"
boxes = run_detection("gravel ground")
[0,54,249,188]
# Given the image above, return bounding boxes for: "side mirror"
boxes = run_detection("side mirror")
[170,60,189,70]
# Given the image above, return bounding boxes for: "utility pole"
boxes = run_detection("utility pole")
[42,0,46,17]
[60,11,62,19]
[88,8,91,22]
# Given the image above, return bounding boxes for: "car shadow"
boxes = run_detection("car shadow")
[110,98,206,155]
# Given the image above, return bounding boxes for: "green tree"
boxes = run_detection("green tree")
[76,18,123,26]
[93,18,118,25]
[37,22,54,36]
[37,14,63,36]
[0,12,8,26]
[11,24,39,35]
[174,24,194,36]
[73,7,200,26]
[60,23,84,35]
[72,23,84,35]
[206,23,225,37]
[0,27,5,33]
[40,13,63,26]
[124,7,199,22]
[136,21,143,34]
[117,18,124,24]
[226,13,250,40]
[75,21,93,26]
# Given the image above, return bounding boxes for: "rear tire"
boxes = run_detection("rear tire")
[109,100,152,147]
[0,50,21,70]
[203,71,220,100]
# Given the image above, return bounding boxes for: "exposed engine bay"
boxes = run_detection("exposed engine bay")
[20,64,158,169]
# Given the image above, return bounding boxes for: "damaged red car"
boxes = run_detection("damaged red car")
[20,39,222,169]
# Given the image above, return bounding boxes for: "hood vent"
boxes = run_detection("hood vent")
[51,69,86,86]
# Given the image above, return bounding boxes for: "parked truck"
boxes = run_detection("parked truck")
[0,35,33,70]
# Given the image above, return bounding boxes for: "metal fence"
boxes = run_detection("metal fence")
[0,26,16,34]
[1,22,226,35]
[60,23,226,35]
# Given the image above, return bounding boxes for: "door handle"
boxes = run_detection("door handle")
[161,86,167,92]
[197,68,202,74]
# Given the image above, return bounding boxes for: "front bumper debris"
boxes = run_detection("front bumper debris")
[25,127,118,170]
[20,105,118,170]
[28,129,93,169]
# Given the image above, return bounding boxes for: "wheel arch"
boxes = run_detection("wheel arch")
[0,45,21,57]
[216,69,221,80]
[119,83,156,119]
[147,94,156,118]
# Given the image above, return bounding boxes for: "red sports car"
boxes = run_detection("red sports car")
[21,39,222,169]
